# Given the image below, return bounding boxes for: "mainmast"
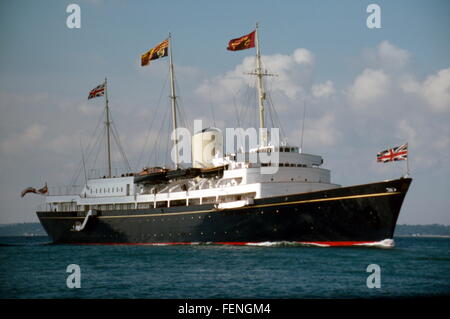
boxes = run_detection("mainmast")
[104,77,112,178]
[255,23,267,147]
[168,33,179,169]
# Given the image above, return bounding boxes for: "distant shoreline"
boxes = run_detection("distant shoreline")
[396,235,450,238]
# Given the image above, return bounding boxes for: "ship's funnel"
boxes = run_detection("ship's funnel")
[192,127,223,168]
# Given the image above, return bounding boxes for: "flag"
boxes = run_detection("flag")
[88,82,106,99]
[141,39,169,66]
[377,143,408,162]
[37,182,48,195]
[227,30,256,51]
[21,187,36,198]
[21,183,48,197]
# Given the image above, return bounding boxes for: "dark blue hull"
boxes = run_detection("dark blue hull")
[37,178,412,246]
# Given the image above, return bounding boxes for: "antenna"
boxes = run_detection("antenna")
[300,99,306,153]
[79,138,88,187]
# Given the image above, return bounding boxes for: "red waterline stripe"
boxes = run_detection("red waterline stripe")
[70,241,377,246]
[298,241,376,247]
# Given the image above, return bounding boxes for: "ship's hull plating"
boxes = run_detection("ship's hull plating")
[37,178,412,246]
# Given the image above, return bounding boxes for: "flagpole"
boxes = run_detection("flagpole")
[168,33,179,170]
[255,22,267,147]
[104,77,112,178]
[300,99,306,153]
[406,142,410,177]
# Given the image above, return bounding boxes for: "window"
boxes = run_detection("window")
[156,201,167,208]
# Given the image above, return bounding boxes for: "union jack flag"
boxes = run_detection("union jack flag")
[88,82,106,99]
[377,143,408,162]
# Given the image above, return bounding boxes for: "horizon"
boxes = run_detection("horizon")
[1,0,449,225]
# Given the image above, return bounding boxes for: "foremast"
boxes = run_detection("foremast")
[104,77,112,178]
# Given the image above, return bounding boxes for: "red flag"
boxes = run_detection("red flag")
[37,183,48,194]
[21,183,48,197]
[227,30,256,51]
[21,187,36,198]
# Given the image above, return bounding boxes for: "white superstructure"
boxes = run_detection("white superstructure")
[43,142,340,213]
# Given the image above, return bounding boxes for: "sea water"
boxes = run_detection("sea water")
[0,237,449,299]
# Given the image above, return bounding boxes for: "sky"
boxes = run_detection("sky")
[0,0,449,225]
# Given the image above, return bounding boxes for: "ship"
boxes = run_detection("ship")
[34,25,412,247]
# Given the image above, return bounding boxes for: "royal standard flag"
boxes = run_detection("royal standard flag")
[227,30,256,51]
[141,39,169,66]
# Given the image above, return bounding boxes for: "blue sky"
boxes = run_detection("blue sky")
[1,0,449,224]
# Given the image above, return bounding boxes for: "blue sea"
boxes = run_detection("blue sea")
[0,236,449,299]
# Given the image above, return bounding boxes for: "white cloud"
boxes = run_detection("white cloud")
[395,119,417,144]
[363,40,410,70]
[293,48,315,65]
[377,40,410,68]
[432,136,450,150]
[401,67,450,112]
[347,68,390,108]
[312,80,335,98]
[45,134,78,154]
[197,48,316,102]
[0,124,47,153]
[303,113,340,147]
[77,102,103,116]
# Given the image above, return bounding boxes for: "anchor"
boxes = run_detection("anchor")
[71,209,97,232]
